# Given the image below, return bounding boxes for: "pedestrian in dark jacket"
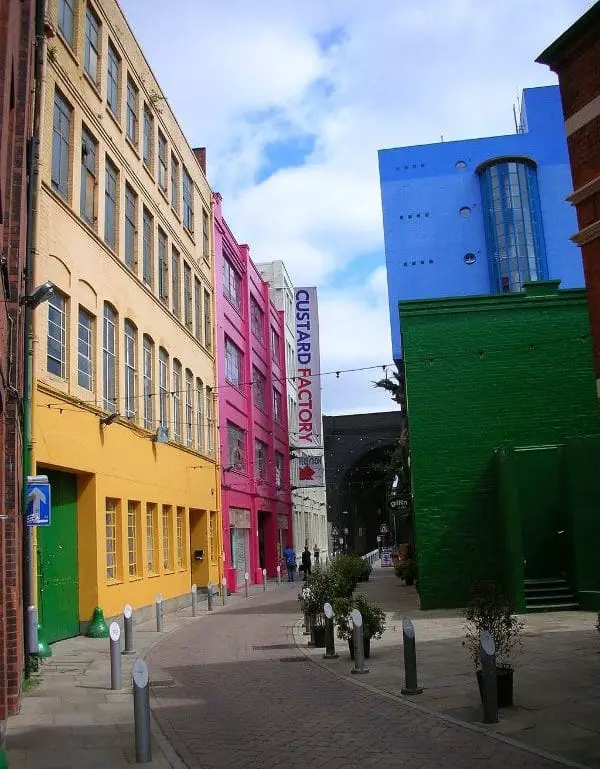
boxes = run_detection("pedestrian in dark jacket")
[301,546,312,581]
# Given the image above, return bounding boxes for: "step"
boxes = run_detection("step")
[526,602,579,613]
[526,592,575,604]
[525,586,572,596]
[524,578,568,587]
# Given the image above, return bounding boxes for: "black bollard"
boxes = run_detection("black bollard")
[480,631,499,724]
[207,581,214,612]
[109,622,122,690]
[132,659,152,763]
[401,618,423,695]
[323,602,338,659]
[123,604,135,654]
[350,610,369,675]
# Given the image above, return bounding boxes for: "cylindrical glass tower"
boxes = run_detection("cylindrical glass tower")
[477,157,548,294]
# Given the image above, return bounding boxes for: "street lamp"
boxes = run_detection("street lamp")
[20,280,55,309]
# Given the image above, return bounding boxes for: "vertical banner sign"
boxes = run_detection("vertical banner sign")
[295,287,322,446]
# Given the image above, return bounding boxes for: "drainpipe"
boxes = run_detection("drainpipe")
[23,0,48,661]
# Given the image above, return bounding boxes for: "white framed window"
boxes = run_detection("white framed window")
[47,292,67,378]
[159,348,169,433]
[225,337,242,387]
[185,369,194,448]
[84,5,100,84]
[80,127,97,225]
[275,451,284,488]
[77,307,94,390]
[143,335,154,429]
[124,320,137,419]
[103,303,117,412]
[172,359,182,443]
[106,42,120,118]
[125,184,137,270]
[183,168,193,231]
[223,259,241,310]
[196,378,204,452]
[126,76,138,144]
[227,423,245,471]
[252,366,266,410]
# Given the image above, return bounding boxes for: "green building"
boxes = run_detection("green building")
[400,281,600,612]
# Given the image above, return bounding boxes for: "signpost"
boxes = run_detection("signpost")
[25,475,51,527]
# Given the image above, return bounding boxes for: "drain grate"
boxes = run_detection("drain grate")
[279,657,307,663]
[252,643,297,651]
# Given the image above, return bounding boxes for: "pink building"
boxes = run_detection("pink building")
[214,193,293,591]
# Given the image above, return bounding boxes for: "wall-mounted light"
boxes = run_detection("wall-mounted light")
[20,280,56,309]
[100,412,121,426]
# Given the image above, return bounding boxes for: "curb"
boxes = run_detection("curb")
[290,620,589,769]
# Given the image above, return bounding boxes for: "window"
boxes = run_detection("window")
[158,228,168,302]
[143,106,153,169]
[270,327,280,364]
[106,42,120,117]
[47,292,67,378]
[171,248,181,317]
[172,359,182,442]
[286,341,296,378]
[255,440,267,479]
[162,505,172,570]
[206,386,214,454]
[183,168,193,231]
[142,208,153,288]
[202,209,209,259]
[84,5,100,84]
[196,378,204,452]
[252,367,266,410]
[127,501,140,577]
[80,128,97,225]
[225,338,242,387]
[275,451,284,489]
[158,348,169,433]
[126,76,138,144]
[146,503,157,574]
[183,263,192,330]
[77,307,94,389]
[104,158,118,248]
[158,132,167,192]
[103,303,117,412]
[57,0,74,45]
[143,335,154,429]
[52,90,71,198]
[227,423,245,471]
[124,320,137,419]
[223,259,242,310]
[250,297,264,341]
[194,278,202,342]
[125,184,137,270]
[184,370,194,448]
[273,388,282,423]
[105,498,119,581]
[176,507,185,569]
[171,155,179,214]
[209,512,217,562]
[203,289,212,350]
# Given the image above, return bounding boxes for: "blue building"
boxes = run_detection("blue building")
[378,85,584,359]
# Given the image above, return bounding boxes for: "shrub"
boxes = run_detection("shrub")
[333,593,386,641]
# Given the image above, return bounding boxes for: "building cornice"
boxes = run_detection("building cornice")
[567,174,600,206]
[571,219,600,247]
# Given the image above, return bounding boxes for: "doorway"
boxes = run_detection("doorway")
[189,508,207,587]
[37,470,79,643]
[258,511,267,570]
[230,527,249,585]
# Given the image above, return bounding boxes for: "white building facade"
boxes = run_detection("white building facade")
[257,261,328,560]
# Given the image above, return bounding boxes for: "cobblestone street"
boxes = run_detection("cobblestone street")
[147,584,568,769]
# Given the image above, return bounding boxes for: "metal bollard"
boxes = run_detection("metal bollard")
[191,584,198,617]
[221,577,227,606]
[350,610,369,674]
[303,611,311,636]
[132,659,152,763]
[244,572,249,598]
[262,568,267,591]
[401,618,423,695]
[155,595,163,633]
[26,606,39,655]
[123,604,135,654]
[207,581,214,612]
[109,622,122,690]
[480,631,499,724]
[277,565,281,586]
[323,602,338,659]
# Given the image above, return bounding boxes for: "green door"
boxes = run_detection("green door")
[517,447,564,579]
[37,470,79,643]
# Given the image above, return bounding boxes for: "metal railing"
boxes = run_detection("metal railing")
[361,549,380,565]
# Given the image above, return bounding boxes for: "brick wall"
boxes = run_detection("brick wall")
[0,0,35,719]
[400,283,600,610]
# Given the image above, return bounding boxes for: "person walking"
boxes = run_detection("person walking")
[301,546,312,581]
[283,544,297,582]
[313,545,320,567]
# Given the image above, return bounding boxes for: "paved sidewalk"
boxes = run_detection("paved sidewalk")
[4,581,283,769]
[296,565,600,769]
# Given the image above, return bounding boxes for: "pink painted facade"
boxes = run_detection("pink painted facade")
[213,193,293,591]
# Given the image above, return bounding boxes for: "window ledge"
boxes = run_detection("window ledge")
[128,575,144,583]
[106,579,124,587]
[106,107,122,132]
[126,136,141,159]
[83,70,102,100]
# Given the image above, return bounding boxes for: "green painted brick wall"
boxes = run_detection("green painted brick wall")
[399,282,600,610]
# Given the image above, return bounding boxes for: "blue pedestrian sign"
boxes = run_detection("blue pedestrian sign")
[26,475,51,527]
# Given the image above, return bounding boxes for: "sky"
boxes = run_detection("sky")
[120,0,593,416]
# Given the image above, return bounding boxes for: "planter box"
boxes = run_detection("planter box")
[476,667,514,708]
[348,637,371,660]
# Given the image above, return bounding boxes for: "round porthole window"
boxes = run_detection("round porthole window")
[455,160,467,170]
[459,206,471,217]
[464,252,476,265]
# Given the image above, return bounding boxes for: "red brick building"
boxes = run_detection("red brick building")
[538,1,600,395]
[0,0,35,720]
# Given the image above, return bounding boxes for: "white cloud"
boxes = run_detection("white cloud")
[120,0,594,413]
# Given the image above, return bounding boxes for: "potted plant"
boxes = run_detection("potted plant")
[357,558,373,582]
[463,581,524,708]
[298,571,337,648]
[333,593,386,659]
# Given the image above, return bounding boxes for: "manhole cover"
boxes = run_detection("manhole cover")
[252,643,296,651]
[279,657,307,663]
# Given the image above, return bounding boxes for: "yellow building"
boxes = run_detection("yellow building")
[31,0,222,642]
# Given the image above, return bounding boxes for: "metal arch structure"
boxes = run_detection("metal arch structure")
[323,411,405,553]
